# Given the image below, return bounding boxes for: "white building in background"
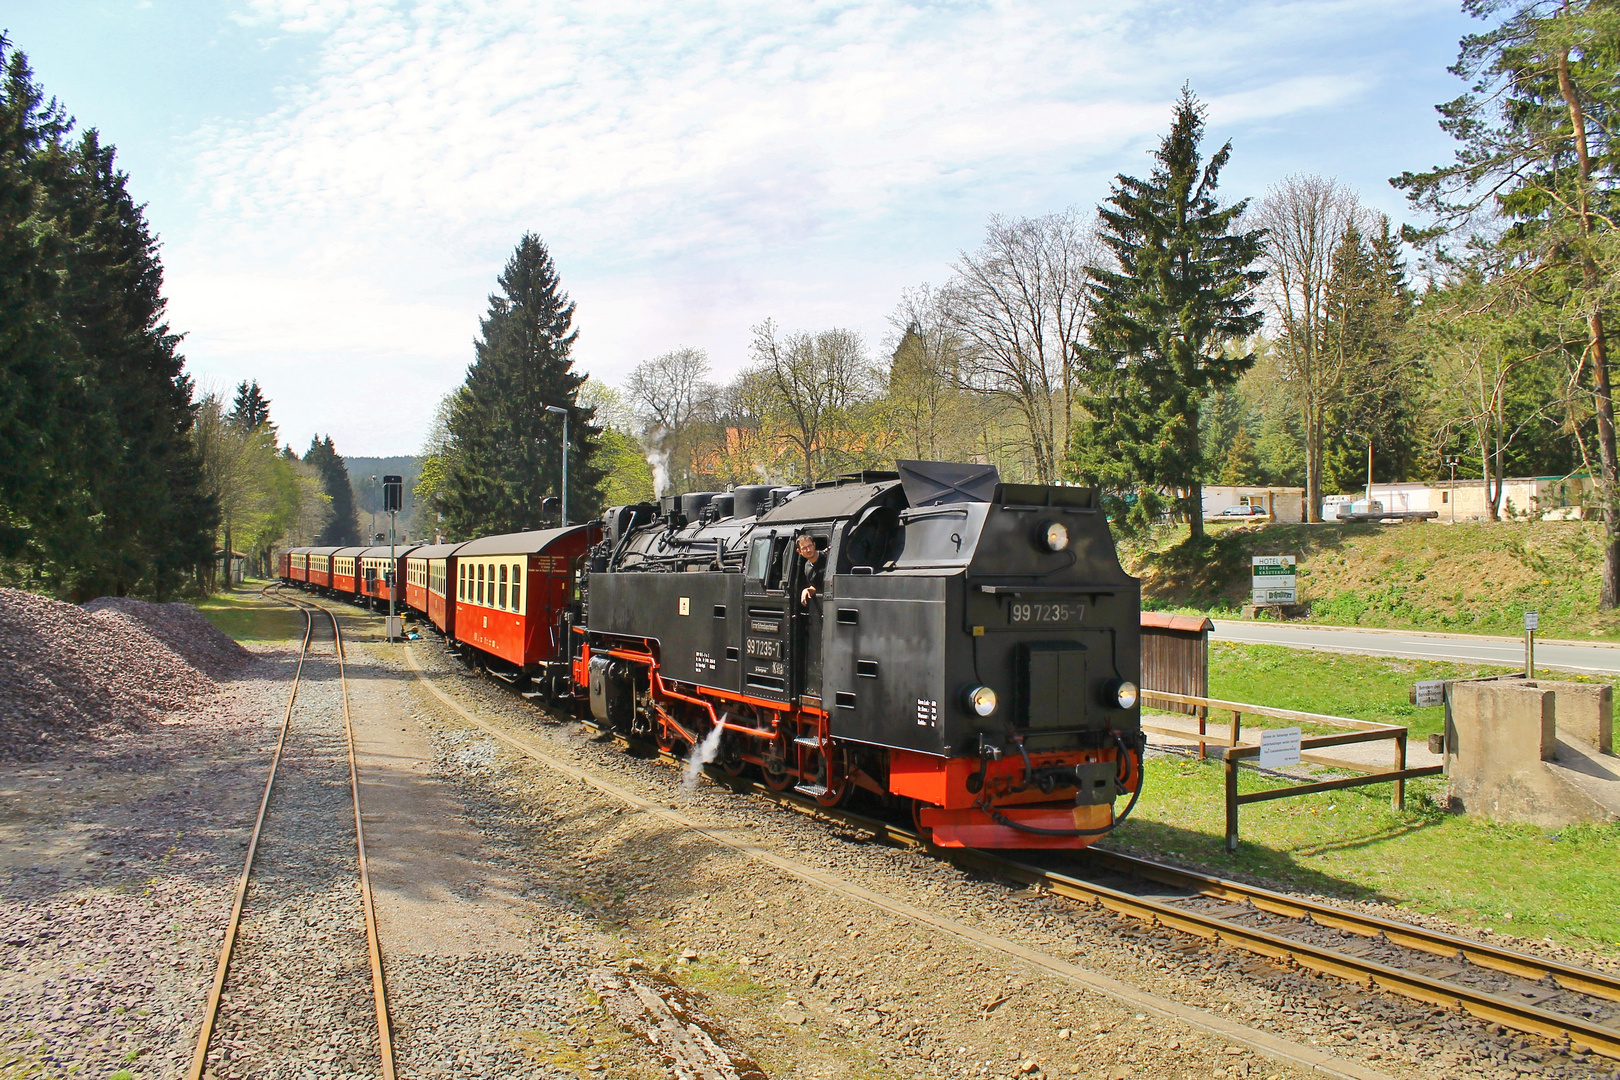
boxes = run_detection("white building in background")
[1199,486,1307,522]
[1323,476,1595,521]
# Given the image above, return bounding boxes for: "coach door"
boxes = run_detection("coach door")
[742,532,797,704]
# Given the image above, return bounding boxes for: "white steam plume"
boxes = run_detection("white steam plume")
[683,723,726,790]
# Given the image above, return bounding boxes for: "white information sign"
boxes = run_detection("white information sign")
[1524,611,1539,631]
[1258,727,1302,769]
[1252,555,1298,606]
[1410,680,1445,707]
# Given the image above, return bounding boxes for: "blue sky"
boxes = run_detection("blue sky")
[4,0,1477,456]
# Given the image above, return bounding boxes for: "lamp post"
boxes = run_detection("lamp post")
[1445,458,1458,523]
[545,405,569,526]
[369,475,378,538]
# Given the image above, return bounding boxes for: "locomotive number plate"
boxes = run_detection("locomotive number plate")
[745,637,782,659]
[1007,601,1084,626]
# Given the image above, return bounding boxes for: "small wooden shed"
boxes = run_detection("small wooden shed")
[1140,612,1213,713]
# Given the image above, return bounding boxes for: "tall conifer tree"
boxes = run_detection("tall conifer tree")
[441,233,602,538]
[1074,88,1265,539]
[305,435,360,545]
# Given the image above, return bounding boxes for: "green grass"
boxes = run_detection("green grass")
[1201,642,1616,739]
[191,581,302,643]
[1114,758,1620,955]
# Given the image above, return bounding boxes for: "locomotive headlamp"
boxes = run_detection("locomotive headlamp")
[1040,520,1070,552]
[963,684,998,717]
[1115,680,1139,710]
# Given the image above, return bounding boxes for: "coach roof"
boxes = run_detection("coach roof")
[404,542,465,560]
[452,524,594,558]
[355,544,421,560]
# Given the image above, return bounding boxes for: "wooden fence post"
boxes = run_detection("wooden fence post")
[1224,754,1240,852]
[1393,730,1407,810]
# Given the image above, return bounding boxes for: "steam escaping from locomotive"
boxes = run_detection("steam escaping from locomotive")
[683,723,726,790]
[644,432,671,498]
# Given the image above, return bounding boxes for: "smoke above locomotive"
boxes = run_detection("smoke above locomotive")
[575,461,1143,849]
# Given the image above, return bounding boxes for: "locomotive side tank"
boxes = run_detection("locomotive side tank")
[576,462,1142,850]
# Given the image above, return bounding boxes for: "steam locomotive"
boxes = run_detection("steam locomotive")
[281,461,1144,849]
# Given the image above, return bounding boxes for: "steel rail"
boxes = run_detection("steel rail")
[187,587,314,1080]
[189,586,396,1080]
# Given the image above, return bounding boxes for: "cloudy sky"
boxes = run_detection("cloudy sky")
[6,0,1475,456]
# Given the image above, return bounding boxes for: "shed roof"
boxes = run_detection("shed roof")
[1140,612,1213,634]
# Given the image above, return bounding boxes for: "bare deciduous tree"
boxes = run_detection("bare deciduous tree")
[626,347,714,492]
[1252,174,1366,519]
[942,210,1098,484]
[749,321,880,483]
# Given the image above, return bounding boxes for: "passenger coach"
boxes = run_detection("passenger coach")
[403,542,465,636]
[450,525,601,691]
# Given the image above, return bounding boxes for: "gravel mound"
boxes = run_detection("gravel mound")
[82,596,250,679]
[0,588,245,760]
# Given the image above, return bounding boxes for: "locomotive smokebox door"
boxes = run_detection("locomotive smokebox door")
[1018,640,1087,730]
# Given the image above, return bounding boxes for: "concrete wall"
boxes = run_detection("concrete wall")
[1448,680,1619,827]
[1522,680,1612,755]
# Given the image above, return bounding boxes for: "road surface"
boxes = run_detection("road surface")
[1209,620,1620,676]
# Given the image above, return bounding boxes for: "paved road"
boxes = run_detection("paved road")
[1209,620,1620,676]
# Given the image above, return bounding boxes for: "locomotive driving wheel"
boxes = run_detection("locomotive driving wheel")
[806,742,853,808]
[761,730,793,791]
[910,798,936,844]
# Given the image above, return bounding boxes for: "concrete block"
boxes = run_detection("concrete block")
[1447,681,1608,826]
[1523,680,1612,755]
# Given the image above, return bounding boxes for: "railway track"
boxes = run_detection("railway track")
[187,586,395,1080]
[304,588,1620,1066]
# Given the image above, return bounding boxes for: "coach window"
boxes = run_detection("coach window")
[510,565,521,612]
[474,563,482,604]
[499,564,508,609]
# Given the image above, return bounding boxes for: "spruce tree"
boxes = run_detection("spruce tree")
[305,435,360,545]
[441,233,603,538]
[0,36,214,598]
[1074,88,1265,539]
[230,380,273,431]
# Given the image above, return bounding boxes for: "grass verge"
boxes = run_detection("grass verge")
[191,580,302,643]
[1112,759,1620,955]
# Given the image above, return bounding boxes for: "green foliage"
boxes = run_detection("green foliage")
[1075,88,1266,536]
[440,234,605,538]
[0,35,214,600]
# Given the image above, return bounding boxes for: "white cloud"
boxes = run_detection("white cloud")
[165,0,1455,453]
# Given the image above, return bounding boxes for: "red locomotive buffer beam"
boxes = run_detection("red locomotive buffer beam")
[894,746,1141,849]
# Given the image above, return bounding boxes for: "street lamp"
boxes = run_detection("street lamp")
[545,405,569,526]
[1445,457,1458,523]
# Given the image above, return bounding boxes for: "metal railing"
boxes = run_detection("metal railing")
[1140,689,1444,851]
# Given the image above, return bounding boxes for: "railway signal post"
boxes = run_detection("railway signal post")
[384,475,402,640]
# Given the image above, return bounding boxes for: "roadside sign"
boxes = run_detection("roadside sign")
[1524,611,1539,631]
[1258,727,1302,769]
[1410,680,1445,707]
[1252,556,1297,605]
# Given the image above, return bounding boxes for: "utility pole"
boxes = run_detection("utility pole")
[545,405,569,526]
[369,475,378,539]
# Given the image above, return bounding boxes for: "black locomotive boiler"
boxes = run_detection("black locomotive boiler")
[569,461,1143,849]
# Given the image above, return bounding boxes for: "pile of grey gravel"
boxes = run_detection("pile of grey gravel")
[0,588,251,760]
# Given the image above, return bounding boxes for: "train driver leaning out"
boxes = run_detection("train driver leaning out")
[797,534,825,607]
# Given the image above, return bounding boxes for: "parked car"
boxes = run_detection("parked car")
[1218,504,1265,517]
